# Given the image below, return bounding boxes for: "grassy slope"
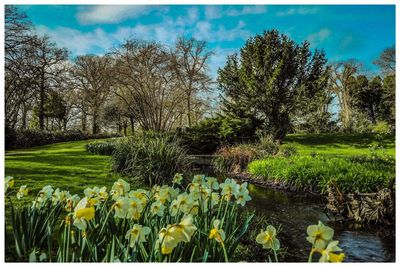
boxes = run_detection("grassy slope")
[284,133,395,157]
[5,139,128,200]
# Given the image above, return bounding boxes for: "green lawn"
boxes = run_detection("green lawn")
[5,139,132,202]
[284,133,395,157]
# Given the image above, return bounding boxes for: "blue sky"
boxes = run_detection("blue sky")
[19,5,395,79]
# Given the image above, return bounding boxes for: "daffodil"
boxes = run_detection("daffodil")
[169,215,197,243]
[205,177,219,190]
[52,188,71,204]
[125,224,151,250]
[220,179,239,200]
[189,183,201,200]
[256,225,280,251]
[172,173,183,185]
[306,221,334,249]
[211,192,220,207]
[128,189,149,206]
[209,219,226,243]
[236,189,251,206]
[200,186,211,200]
[171,193,194,215]
[187,200,200,215]
[73,197,95,231]
[158,225,178,255]
[16,185,29,199]
[127,196,143,220]
[113,196,130,218]
[192,174,205,185]
[150,200,165,217]
[32,185,54,208]
[5,176,14,191]
[155,186,173,204]
[317,240,345,263]
[110,179,130,200]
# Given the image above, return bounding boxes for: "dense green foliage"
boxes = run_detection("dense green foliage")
[218,29,329,141]
[248,155,395,193]
[5,127,120,150]
[111,136,190,186]
[86,139,118,155]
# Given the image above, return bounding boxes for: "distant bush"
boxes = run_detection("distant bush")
[5,128,121,150]
[86,139,118,155]
[176,116,259,154]
[278,143,298,157]
[248,155,395,194]
[213,144,262,174]
[112,135,190,186]
[256,135,279,156]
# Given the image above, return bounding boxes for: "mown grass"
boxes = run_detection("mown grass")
[5,139,145,206]
[284,133,395,157]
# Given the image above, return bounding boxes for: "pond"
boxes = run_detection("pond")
[248,184,395,262]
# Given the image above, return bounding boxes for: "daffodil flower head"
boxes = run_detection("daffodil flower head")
[39,185,54,200]
[256,225,280,251]
[211,192,220,207]
[151,200,165,217]
[158,225,179,255]
[73,197,95,230]
[306,221,334,249]
[125,224,151,250]
[192,174,205,185]
[127,196,143,220]
[16,185,29,200]
[52,188,71,204]
[318,240,345,263]
[205,177,219,190]
[220,178,240,200]
[113,196,130,218]
[128,189,148,206]
[209,219,226,243]
[236,190,252,206]
[172,173,183,185]
[5,176,14,191]
[187,200,200,215]
[175,193,194,214]
[110,179,130,200]
[169,215,197,243]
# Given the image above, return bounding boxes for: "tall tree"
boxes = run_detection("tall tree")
[71,55,113,134]
[218,30,328,141]
[329,60,362,130]
[172,37,213,127]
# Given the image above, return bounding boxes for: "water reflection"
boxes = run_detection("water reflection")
[247,184,395,262]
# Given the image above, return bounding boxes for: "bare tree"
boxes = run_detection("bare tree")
[172,37,213,127]
[329,60,362,130]
[71,55,113,134]
[374,46,395,75]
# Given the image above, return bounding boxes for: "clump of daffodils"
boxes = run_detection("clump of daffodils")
[306,221,345,263]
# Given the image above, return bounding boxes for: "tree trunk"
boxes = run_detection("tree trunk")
[92,109,99,135]
[187,93,191,127]
[81,111,87,133]
[129,116,135,134]
[39,74,45,130]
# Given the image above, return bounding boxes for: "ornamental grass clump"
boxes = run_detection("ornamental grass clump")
[5,175,254,262]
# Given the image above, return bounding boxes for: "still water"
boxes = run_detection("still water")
[248,184,395,262]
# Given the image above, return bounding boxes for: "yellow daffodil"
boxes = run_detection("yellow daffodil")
[200,186,211,200]
[128,189,149,206]
[189,183,201,200]
[16,185,29,199]
[220,179,239,200]
[192,174,205,185]
[172,193,194,215]
[5,176,14,191]
[125,224,151,250]
[113,196,130,218]
[169,215,197,243]
[317,240,345,263]
[205,177,219,190]
[110,179,130,200]
[209,219,226,243]
[306,221,334,249]
[73,197,95,230]
[256,225,280,251]
[187,200,200,215]
[172,173,183,185]
[158,225,178,254]
[127,196,143,220]
[150,200,165,217]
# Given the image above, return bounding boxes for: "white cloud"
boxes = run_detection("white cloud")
[276,7,319,16]
[307,28,331,47]
[205,5,267,20]
[76,5,151,25]
[36,25,112,55]
[194,20,250,42]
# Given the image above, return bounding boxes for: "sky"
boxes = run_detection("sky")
[18,5,395,79]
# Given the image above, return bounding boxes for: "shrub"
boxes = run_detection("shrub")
[213,144,262,174]
[256,135,279,156]
[278,143,298,157]
[86,139,118,155]
[112,135,190,186]
[248,155,395,194]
